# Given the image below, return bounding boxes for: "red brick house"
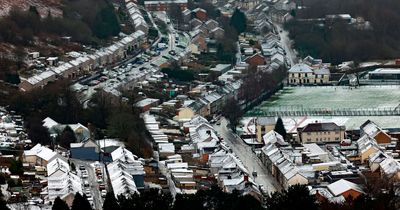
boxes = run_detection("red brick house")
[193,8,207,21]
[244,53,266,67]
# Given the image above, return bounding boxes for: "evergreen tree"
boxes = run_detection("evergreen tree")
[28,6,40,17]
[103,192,120,210]
[274,117,287,139]
[230,9,247,34]
[93,4,121,39]
[71,193,92,210]
[9,159,23,175]
[52,197,69,210]
[266,185,318,210]
[58,126,77,149]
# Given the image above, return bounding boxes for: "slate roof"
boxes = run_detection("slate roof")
[300,122,343,132]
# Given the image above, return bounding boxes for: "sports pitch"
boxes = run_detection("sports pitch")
[256,86,400,111]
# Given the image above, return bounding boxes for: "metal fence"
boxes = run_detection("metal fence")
[246,107,400,117]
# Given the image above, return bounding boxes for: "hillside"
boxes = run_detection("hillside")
[0,0,63,17]
[286,0,400,64]
[0,0,123,85]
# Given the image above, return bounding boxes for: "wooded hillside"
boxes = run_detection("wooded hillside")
[286,0,400,64]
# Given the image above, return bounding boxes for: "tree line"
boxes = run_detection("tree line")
[286,0,400,64]
[0,1,120,47]
[49,184,399,210]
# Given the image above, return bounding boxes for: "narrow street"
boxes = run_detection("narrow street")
[275,24,297,67]
[72,159,107,210]
[213,118,281,194]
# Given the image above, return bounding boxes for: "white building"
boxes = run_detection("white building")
[47,158,82,201]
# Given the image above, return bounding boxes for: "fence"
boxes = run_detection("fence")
[245,107,400,117]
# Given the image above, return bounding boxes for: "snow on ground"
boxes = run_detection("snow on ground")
[257,86,400,111]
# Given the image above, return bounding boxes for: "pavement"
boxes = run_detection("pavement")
[213,118,281,194]
[72,159,108,210]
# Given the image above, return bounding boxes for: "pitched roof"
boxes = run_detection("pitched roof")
[327,179,363,196]
[256,117,275,125]
[288,63,313,73]
[300,122,343,132]
[42,117,58,129]
[263,130,286,145]
[314,67,330,75]
[47,158,70,176]
[379,158,400,178]
[24,144,57,161]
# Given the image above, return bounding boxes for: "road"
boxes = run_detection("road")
[76,12,191,103]
[275,24,297,67]
[213,118,281,194]
[72,159,107,210]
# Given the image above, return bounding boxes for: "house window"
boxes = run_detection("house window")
[307,132,311,135]
[335,131,339,134]
[307,139,311,142]
[305,73,308,77]
[328,131,331,135]
[335,137,339,141]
